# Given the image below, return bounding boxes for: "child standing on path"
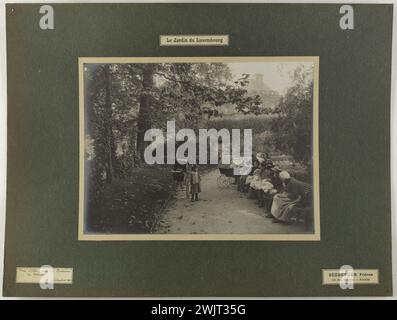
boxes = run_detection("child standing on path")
[190,165,201,201]
[184,162,192,199]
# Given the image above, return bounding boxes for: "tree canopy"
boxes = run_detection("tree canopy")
[267,65,314,165]
[85,62,262,185]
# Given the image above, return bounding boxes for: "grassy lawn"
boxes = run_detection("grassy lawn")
[86,166,174,234]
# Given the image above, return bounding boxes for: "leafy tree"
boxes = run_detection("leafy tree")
[86,62,262,186]
[269,65,314,165]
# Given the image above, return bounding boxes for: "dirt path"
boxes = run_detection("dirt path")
[156,169,305,234]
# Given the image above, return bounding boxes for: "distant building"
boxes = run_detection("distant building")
[216,73,283,116]
[247,73,282,108]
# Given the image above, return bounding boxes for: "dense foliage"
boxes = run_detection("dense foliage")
[268,66,314,165]
[85,63,262,189]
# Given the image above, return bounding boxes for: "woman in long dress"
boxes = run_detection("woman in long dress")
[184,162,192,199]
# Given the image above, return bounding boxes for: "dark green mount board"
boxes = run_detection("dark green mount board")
[3,3,393,296]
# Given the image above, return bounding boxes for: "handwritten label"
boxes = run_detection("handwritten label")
[16,267,73,284]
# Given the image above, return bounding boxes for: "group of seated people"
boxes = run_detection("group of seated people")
[236,153,310,224]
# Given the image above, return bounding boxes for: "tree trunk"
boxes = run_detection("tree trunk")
[136,64,154,162]
[104,65,114,183]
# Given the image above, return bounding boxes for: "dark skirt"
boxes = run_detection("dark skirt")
[191,182,201,194]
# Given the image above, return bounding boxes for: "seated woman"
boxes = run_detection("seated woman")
[247,169,262,199]
[239,160,259,192]
[259,179,277,209]
[256,161,275,207]
[270,171,302,223]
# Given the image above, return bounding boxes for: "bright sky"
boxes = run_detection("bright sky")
[228,62,313,94]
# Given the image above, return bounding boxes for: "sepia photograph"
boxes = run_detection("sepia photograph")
[4,1,394,299]
[79,57,319,240]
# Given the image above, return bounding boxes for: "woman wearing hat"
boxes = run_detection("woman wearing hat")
[269,171,302,223]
